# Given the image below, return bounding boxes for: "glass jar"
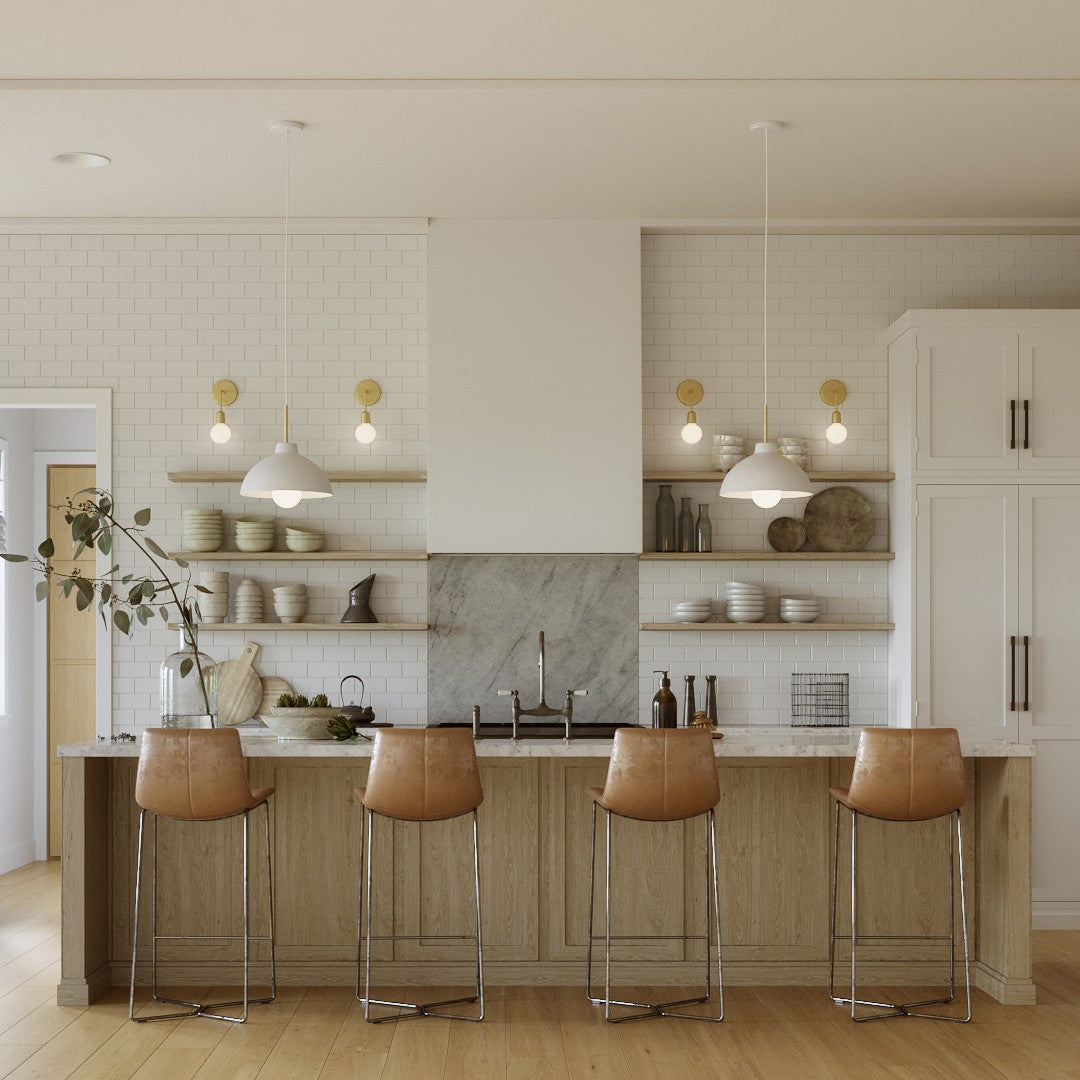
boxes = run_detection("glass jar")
[160,624,218,728]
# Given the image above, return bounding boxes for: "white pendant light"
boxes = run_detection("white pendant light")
[241,120,332,509]
[720,121,813,509]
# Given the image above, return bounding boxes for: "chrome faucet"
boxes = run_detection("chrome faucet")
[497,631,588,739]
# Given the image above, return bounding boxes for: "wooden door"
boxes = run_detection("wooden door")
[1019,486,1080,914]
[914,485,1019,739]
[47,464,96,857]
[1019,333,1080,472]
[914,332,1019,473]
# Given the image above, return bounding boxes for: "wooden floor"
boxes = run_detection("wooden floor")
[2,861,1079,1080]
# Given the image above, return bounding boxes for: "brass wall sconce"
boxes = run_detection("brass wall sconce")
[677,379,704,444]
[209,379,237,444]
[820,379,849,445]
[354,379,381,444]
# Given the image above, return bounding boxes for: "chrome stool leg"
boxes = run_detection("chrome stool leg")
[129,806,276,1024]
[830,805,971,1023]
[360,808,484,1023]
[588,807,723,1023]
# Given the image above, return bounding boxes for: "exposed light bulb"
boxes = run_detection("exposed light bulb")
[751,489,783,509]
[681,419,703,444]
[826,414,848,444]
[209,421,232,444]
[354,409,377,444]
[271,489,303,509]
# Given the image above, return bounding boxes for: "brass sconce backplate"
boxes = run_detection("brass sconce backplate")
[212,379,238,407]
[819,379,847,408]
[354,379,382,407]
[676,379,704,408]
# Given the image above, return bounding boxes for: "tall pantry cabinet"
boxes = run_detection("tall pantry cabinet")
[889,311,1080,929]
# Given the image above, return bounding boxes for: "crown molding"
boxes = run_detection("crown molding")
[0,216,428,235]
[642,218,1080,235]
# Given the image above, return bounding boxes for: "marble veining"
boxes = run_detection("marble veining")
[426,555,639,726]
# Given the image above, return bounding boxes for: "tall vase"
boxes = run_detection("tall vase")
[160,625,218,728]
[654,485,676,553]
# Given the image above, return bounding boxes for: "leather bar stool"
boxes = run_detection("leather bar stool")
[355,728,484,1023]
[586,727,724,1023]
[829,727,971,1022]
[128,728,275,1023]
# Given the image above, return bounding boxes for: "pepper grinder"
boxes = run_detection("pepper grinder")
[683,675,696,728]
[705,674,718,725]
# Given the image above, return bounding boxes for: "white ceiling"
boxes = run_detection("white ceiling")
[4,1,1080,222]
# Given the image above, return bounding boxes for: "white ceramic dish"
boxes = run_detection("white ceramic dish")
[672,612,711,623]
[780,612,820,623]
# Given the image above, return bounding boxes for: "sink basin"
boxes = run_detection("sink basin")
[431,722,643,739]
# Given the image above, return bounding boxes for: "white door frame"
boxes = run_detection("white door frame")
[0,388,111,861]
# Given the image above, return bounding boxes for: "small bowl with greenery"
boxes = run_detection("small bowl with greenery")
[263,692,341,741]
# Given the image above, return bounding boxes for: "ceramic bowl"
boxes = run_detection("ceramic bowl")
[780,612,820,623]
[672,611,712,623]
[285,534,324,552]
[235,537,274,553]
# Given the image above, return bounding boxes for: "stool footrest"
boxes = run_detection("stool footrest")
[360,994,482,1024]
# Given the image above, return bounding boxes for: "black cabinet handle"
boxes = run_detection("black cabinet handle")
[1023,635,1031,712]
[1023,399,1030,450]
[1009,635,1017,711]
[1010,399,1017,450]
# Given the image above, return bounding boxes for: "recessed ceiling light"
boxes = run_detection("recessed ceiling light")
[51,152,111,168]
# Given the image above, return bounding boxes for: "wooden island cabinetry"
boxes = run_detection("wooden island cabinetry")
[59,733,1033,1007]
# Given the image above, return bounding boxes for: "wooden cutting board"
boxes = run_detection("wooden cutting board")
[216,641,263,726]
[258,675,295,718]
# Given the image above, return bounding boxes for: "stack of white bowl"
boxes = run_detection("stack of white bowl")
[273,584,307,624]
[712,435,745,472]
[724,581,766,623]
[234,578,264,624]
[285,525,324,553]
[235,516,275,553]
[671,597,714,623]
[776,436,810,470]
[779,596,821,623]
[197,570,229,623]
[183,508,223,552]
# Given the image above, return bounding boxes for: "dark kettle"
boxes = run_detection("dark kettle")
[340,675,376,725]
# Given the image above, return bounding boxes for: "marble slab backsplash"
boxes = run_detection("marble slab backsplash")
[427,555,639,726]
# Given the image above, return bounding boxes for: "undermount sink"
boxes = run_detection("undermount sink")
[431,722,643,739]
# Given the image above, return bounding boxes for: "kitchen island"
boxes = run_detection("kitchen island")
[58,730,1033,1006]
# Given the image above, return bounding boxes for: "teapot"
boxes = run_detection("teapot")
[340,675,376,725]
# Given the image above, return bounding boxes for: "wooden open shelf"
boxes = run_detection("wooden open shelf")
[170,550,428,562]
[168,470,426,484]
[640,551,895,562]
[641,622,894,632]
[643,470,894,484]
[170,622,428,632]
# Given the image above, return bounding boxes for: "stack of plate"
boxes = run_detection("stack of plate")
[776,436,810,470]
[182,508,223,553]
[725,581,766,623]
[234,578,264,624]
[712,434,745,472]
[235,516,275,553]
[671,598,714,623]
[273,584,307,623]
[198,570,229,623]
[285,525,324,553]
[780,596,821,623]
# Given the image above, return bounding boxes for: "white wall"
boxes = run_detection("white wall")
[428,220,642,553]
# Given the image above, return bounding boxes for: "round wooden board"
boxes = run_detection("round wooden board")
[215,641,263,726]
[767,516,807,552]
[803,486,875,552]
[259,675,295,717]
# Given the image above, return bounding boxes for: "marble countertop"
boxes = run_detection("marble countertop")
[60,727,1034,758]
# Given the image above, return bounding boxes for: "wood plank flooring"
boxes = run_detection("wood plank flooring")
[2,860,1079,1079]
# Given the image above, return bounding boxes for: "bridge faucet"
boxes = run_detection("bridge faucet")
[497,631,588,739]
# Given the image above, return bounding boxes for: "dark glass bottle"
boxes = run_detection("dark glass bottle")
[655,485,676,553]
[652,670,677,729]
[695,504,712,553]
[678,497,695,553]
[705,674,718,725]
[683,674,696,727]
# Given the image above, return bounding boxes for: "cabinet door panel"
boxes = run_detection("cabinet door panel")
[915,486,1018,738]
[915,332,1018,472]
[1020,334,1080,471]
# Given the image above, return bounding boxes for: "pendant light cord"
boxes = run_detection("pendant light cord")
[762,123,769,442]
[283,125,290,437]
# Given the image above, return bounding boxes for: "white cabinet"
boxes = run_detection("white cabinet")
[889,312,1080,479]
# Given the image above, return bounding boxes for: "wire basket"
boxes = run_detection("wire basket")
[790,673,850,728]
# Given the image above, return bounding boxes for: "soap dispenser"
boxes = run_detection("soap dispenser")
[652,670,677,729]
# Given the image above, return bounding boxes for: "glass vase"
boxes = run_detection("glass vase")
[695,503,713,553]
[678,497,695,552]
[160,625,218,728]
[655,485,676,553]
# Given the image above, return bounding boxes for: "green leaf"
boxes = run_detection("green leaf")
[0,553,28,563]
[173,557,188,569]
[75,578,94,604]
[37,538,55,559]
[98,497,112,516]
[113,609,130,635]
[194,584,212,594]
[179,657,193,678]
[140,580,156,599]
[75,588,91,611]
[136,605,149,626]
[100,583,112,604]
[143,537,167,559]
[71,513,90,540]
[128,584,143,604]
[158,606,169,622]
[61,579,75,597]
[35,579,50,602]
[73,542,86,561]
[133,507,152,527]
[97,530,112,555]
[121,574,133,584]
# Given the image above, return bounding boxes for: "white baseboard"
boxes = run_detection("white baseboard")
[1032,902,1080,930]
[0,839,37,876]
